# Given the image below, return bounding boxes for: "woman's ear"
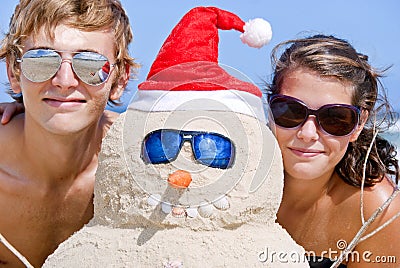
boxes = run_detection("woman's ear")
[6,61,22,94]
[110,64,131,101]
[349,109,368,142]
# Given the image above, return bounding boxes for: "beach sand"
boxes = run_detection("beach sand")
[43,108,309,267]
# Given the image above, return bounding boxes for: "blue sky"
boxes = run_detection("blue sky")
[0,0,399,113]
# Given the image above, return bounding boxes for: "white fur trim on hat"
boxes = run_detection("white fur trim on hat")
[129,90,267,123]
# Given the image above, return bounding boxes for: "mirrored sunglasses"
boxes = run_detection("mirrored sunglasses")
[268,94,360,136]
[17,49,115,86]
[141,129,235,169]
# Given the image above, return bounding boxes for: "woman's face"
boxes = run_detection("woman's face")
[271,68,363,182]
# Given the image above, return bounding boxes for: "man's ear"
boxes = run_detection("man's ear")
[6,61,22,94]
[349,109,368,142]
[110,64,131,101]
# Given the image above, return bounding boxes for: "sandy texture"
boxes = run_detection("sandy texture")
[44,109,309,267]
[44,223,306,267]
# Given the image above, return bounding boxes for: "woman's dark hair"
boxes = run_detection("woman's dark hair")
[266,34,399,187]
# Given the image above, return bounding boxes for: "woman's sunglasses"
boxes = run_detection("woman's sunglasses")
[17,49,115,86]
[141,129,235,169]
[268,94,361,137]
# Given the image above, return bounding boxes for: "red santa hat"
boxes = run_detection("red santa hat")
[130,6,272,122]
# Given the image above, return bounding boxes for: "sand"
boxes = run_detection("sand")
[43,105,309,267]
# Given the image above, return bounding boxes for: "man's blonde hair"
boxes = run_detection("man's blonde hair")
[0,0,139,103]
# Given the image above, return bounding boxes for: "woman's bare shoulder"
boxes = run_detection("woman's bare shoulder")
[362,177,399,213]
[350,178,400,266]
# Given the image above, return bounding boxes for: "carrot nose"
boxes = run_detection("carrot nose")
[168,170,192,188]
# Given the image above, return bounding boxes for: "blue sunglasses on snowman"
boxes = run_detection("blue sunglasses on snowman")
[141,129,235,169]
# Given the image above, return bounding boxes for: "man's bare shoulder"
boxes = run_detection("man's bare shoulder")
[0,115,27,267]
[0,114,24,184]
[0,114,24,159]
[0,112,24,133]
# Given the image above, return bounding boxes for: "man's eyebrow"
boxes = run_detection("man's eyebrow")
[28,46,53,50]
[26,47,101,53]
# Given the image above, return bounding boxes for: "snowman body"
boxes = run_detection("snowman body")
[44,105,308,267]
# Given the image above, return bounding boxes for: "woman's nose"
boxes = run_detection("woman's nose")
[296,116,319,142]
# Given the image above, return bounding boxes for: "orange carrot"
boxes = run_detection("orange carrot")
[168,170,192,188]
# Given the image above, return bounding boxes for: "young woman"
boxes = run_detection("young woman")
[267,35,400,267]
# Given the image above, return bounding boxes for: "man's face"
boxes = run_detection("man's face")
[9,24,120,135]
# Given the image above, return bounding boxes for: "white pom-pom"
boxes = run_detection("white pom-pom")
[240,18,272,48]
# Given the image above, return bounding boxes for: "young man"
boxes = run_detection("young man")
[0,0,137,267]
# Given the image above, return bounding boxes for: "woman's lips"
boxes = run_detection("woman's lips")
[289,147,324,157]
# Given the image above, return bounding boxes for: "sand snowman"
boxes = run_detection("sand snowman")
[44,7,308,267]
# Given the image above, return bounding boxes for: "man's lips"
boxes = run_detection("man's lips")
[43,97,86,108]
[289,147,324,157]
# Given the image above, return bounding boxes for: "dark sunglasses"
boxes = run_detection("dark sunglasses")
[268,94,361,136]
[17,49,115,86]
[141,129,235,169]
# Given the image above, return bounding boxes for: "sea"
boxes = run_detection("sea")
[382,121,400,161]
[380,119,400,186]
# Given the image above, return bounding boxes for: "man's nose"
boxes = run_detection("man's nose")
[51,59,79,88]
